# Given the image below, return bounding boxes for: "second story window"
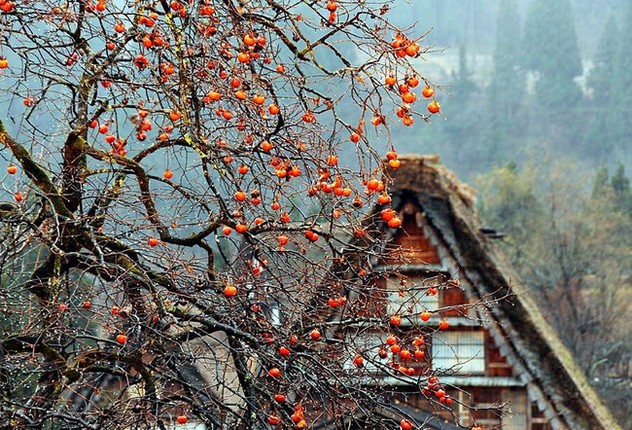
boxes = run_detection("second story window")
[432,330,485,374]
[386,275,441,316]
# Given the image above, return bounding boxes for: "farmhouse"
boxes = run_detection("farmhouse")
[326,155,619,429]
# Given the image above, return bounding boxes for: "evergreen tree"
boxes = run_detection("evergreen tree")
[591,165,609,199]
[609,3,632,156]
[587,13,619,99]
[583,13,619,158]
[451,43,477,104]
[441,43,484,172]
[611,164,630,197]
[487,0,525,155]
[523,0,582,109]
[610,164,632,216]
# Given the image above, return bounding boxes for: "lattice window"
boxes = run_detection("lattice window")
[432,331,485,374]
[386,275,440,315]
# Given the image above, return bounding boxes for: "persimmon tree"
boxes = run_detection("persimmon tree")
[0,1,470,429]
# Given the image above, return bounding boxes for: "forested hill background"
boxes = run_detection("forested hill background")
[383,0,631,180]
[392,0,619,58]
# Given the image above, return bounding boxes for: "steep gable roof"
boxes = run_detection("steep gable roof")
[383,155,620,430]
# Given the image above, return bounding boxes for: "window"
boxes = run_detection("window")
[386,276,439,315]
[432,331,485,374]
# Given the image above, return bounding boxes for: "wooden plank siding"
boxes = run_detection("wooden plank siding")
[363,198,557,429]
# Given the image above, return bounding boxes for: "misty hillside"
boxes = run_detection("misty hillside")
[392,0,623,57]
[379,0,632,182]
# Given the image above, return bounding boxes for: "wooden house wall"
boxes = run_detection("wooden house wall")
[370,201,554,429]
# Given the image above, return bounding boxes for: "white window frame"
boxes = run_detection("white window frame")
[432,331,485,374]
[386,276,439,315]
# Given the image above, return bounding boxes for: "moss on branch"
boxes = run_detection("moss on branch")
[0,121,73,218]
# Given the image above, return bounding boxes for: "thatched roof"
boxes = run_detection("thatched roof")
[384,155,620,430]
